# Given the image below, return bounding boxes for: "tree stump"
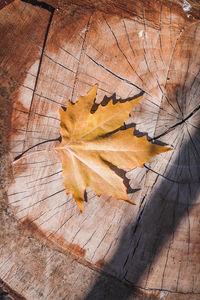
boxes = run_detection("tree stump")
[0,0,200,299]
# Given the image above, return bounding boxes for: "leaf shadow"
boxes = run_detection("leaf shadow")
[100,125,169,150]
[90,91,144,114]
[100,158,140,195]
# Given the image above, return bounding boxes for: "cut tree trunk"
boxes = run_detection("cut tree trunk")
[0,0,200,299]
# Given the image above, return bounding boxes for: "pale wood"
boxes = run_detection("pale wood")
[0,0,200,299]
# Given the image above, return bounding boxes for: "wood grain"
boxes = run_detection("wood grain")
[1,0,200,299]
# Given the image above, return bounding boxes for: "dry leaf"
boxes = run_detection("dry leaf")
[55,85,171,212]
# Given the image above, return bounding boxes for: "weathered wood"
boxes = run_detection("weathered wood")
[0,0,200,299]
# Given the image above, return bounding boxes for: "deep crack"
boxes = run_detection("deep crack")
[151,103,200,141]
[21,0,55,12]
[14,136,61,161]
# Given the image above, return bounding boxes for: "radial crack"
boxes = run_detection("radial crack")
[14,136,61,161]
[152,103,200,141]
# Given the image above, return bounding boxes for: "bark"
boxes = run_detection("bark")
[0,0,200,299]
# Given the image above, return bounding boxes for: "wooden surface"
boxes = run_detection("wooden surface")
[0,0,200,299]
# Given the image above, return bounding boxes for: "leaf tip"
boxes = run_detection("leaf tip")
[125,198,136,205]
[76,198,84,213]
[87,83,98,97]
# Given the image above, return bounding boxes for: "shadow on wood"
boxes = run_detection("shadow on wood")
[84,118,200,299]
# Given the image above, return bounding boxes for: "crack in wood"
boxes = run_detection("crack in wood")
[14,136,61,161]
[86,54,147,94]
[152,27,185,135]
[160,236,173,289]
[22,3,55,154]
[124,282,200,296]
[34,92,67,105]
[122,233,142,280]
[144,164,179,183]
[44,54,76,74]
[0,278,26,300]
[104,16,147,88]
[20,0,54,12]
[17,188,65,213]
[152,103,200,141]
[71,13,93,102]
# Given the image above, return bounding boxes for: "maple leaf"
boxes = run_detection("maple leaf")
[55,84,171,212]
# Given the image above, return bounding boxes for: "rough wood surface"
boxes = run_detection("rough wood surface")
[0,0,200,299]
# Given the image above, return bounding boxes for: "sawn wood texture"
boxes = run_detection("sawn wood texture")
[0,0,200,299]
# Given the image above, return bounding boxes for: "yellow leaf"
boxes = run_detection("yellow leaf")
[55,84,171,212]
